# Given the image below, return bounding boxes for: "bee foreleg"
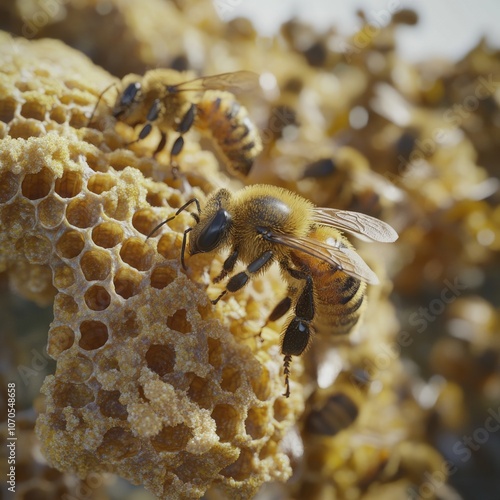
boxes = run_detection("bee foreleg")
[132,98,161,144]
[180,226,193,270]
[213,249,238,284]
[211,250,273,304]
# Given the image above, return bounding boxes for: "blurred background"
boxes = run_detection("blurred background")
[1,0,499,499]
[224,0,500,61]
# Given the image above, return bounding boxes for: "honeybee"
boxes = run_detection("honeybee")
[298,148,405,212]
[148,185,398,397]
[306,390,361,436]
[109,69,262,176]
[305,368,370,435]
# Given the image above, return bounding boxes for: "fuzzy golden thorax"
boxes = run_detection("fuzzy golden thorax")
[188,185,315,268]
[113,69,196,128]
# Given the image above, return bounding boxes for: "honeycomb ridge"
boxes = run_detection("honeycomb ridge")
[0,31,300,499]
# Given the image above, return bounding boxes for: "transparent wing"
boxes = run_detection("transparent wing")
[265,232,380,284]
[312,208,398,243]
[170,71,260,94]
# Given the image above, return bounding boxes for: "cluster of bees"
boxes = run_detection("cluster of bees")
[94,7,499,497]
[90,65,399,399]
[2,1,498,498]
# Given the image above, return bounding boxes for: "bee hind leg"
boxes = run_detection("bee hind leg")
[280,268,314,397]
[283,355,292,398]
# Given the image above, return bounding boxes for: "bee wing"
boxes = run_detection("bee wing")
[312,208,398,243]
[171,71,260,94]
[265,232,380,285]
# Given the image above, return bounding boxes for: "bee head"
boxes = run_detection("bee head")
[113,80,142,119]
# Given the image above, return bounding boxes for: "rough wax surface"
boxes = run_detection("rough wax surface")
[0,32,301,499]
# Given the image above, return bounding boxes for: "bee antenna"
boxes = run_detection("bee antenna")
[146,216,176,240]
[146,197,201,240]
[87,82,117,127]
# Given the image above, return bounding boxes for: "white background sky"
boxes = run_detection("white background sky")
[221,0,500,62]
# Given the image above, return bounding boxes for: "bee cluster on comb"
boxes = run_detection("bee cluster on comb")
[1,1,499,499]
[0,32,301,499]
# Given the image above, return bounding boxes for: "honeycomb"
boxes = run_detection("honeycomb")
[0,406,111,500]
[0,31,301,499]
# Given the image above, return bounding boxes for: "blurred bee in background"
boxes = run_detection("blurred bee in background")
[148,184,398,397]
[253,140,405,215]
[305,369,370,435]
[195,87,263,177]
[429,296,500,393]
[306,391,360,435]
[299,147,405,214]
[94,70,262,176]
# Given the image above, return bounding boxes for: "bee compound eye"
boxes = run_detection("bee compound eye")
[194,209,231,253]
[120,82,141,106]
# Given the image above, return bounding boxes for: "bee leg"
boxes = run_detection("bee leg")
[283,355,292,398]
[153,131,167,157]
[258,296,292,344]
[268,296,293,322]
[211,250,273,305]
[170,103,197,170]
[128,98,162,146]
[178,103,197,134]
[281,268,315,397]
[179,226,193,270]
[213,249,238,284]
